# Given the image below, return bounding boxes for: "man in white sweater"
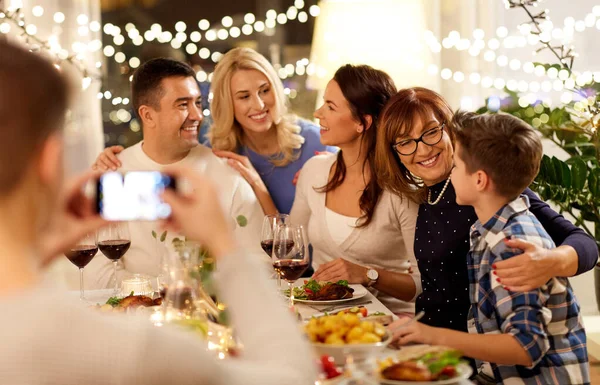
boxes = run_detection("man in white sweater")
[87,58,266,288]
[0,40,316,385]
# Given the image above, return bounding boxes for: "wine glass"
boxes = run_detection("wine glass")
[64,232,98,301]
[98,222,131,294]
[272,224,309,308]
[261,214,290,288]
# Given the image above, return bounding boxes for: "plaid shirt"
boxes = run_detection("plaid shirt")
[467,195,589,385]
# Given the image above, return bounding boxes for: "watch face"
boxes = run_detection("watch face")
[367,269,378,280]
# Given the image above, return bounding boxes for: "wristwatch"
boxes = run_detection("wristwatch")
[366,268,379,287]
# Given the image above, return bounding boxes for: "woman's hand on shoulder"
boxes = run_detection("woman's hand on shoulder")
[91,145,124,171]
[493,238,556,291]
[213,150,265,189]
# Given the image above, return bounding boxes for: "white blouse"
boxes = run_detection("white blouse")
[325,207,358,246]
[290,153,421,314]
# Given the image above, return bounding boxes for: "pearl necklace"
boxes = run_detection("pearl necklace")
[427,177,451,205]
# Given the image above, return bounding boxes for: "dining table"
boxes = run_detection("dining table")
[70,280,474,385]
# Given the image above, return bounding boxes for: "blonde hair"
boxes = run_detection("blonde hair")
[207,47,304,166]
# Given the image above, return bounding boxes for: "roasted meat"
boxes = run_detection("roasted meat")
[309,283,354,301]
[381,361,432,382]
[117,295,160,309]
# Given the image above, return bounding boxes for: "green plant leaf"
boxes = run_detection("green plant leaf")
[593,169,600,197]
[160,231,167,242]
[236,215,248,227]
[570,158,588,190]
[151,230,157,239]
[581,210,599,222]
[551,156,564,185]
[560,161,571,188]
[541,156,556,184]
[563,142,597,148]
[588,171,598,198]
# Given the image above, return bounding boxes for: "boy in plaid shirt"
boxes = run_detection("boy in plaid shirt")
[391,111,589,384]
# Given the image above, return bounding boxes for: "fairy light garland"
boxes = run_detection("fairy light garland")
[0,7,100,88]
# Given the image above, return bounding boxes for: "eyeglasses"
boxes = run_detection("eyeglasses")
[391,123,445,156]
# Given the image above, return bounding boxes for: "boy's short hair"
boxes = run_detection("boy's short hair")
[0,40,69,197]
[451,110,543,199]
[131,58,196,116]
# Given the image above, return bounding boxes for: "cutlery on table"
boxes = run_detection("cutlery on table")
[307,300,373,313]
[388,311,425,335]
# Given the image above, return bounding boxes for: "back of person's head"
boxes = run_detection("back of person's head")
[0,40,68,197]
[451,110,543,199]
[131,58,195,117]
[375,87,454,203]
[322,64,397,227]
[207,47,302,166]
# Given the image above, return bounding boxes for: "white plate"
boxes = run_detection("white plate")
[379,363,473,385]
[312,332,392,363]
[290,284,369,305]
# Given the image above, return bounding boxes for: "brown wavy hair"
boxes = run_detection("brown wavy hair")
[317,64,397,227]
[375,87,454,204]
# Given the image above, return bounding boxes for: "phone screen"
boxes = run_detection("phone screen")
[96,171,176,221]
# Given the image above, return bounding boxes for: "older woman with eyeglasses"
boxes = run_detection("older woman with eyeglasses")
[374,87,598,332]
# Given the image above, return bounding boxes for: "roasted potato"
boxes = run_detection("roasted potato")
[304,313,385,345]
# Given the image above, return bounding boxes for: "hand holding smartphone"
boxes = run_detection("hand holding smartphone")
[96,171,176,221]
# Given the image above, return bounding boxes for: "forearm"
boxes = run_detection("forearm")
[549,245,579,277]
[561,233,598,275]
[525,188,598,275]
[371,268,417,302]
[253,184,278,216]
[434,328,532,366]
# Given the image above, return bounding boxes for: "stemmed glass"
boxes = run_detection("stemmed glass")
[272,224,309,308]
[64,232,98,301]
[98,222,131,294]
[261,214,290,288]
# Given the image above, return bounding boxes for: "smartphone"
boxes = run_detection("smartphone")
[96,171,176,221]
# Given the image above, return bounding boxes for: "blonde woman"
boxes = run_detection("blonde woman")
[93,48,334,215]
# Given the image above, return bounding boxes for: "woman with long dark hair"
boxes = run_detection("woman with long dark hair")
[290,65,420,314]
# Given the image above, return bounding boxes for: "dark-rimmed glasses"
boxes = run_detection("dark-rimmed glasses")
[391,123,445,156]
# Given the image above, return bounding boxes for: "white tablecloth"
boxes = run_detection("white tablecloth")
[72,282,473,385]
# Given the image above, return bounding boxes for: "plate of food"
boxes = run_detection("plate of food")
[93,291,162,313]
[308,306,393,326]
[285,279,368,305]
[305,313,392,362]
[378,346,472,384]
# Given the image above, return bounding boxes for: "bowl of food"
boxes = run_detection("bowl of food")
[304,313,392,363]
[378,346,472,384]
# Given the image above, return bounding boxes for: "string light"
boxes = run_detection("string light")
[0,7,100,86]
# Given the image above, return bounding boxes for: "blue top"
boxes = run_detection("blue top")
[468,195,588,384]
[205,120,336,214]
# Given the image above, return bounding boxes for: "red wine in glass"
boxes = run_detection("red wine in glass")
[65,245,98,268]
[65,232,98,301]
[273,259,309,281]
[98,240,131,260]
[262,239,295,257]
[99,222,131,294]
[260,239,274,256]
